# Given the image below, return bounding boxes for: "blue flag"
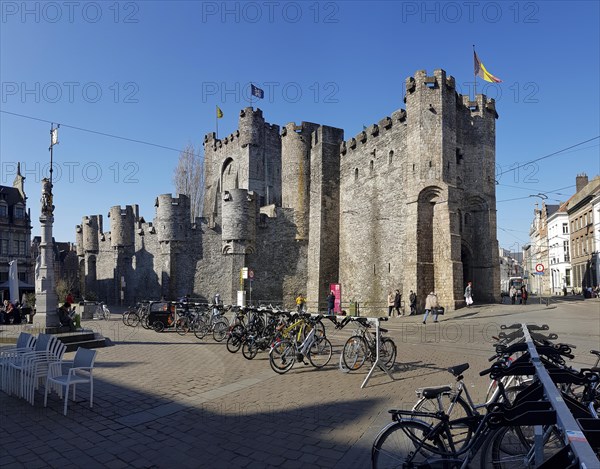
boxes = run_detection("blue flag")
[251,84,264,99]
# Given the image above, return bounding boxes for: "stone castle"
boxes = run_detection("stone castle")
[77,69,500,311]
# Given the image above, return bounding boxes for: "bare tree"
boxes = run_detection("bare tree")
[173,142,205,221]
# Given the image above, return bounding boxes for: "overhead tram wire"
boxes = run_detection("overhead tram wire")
[495,136,600,177]
[0,110,204,159]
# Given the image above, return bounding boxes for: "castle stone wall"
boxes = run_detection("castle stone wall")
[77,69,500,310]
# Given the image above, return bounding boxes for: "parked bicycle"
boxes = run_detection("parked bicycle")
[341,317,396,371]
[269,313,332,374]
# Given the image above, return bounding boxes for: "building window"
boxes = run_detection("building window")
[14,206,25,219]
[0,204,7,218]
[562,223,568,234]
[388,150,393,164]
[565,268,571,287]
[563,240,570,262]
[0,237,7,255]
[370,160,374,174]
[354,168,359,181]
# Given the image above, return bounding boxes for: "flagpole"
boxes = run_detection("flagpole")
[250,82,254,109]
[472,44,477,101]
[216,105,219,139]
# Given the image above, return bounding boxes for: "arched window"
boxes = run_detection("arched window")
[370,160,374,174]
[354,168,359,181]
[388,150,394,164]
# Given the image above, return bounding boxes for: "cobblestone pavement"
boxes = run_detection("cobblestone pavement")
[1,297,598,468]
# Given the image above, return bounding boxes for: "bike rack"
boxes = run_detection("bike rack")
[361,317,394,388]
[505,324,600,468]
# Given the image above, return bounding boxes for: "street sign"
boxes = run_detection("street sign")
[248,269,254,279]
[535,263,545,273]
[242,267,248,279]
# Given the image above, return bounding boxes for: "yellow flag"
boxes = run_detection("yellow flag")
[216,106,223,119]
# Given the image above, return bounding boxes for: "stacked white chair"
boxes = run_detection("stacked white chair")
[20,339,67,405]
[44,347,97,415]
[6,334,58,400]
[0,332,36,391]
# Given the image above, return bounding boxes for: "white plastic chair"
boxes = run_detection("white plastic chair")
[0,332,36,392]
[44,347,97,415]
[20,340,67,405]
[6,334,57,397]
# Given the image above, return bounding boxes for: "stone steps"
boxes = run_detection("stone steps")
[53,330,108,352]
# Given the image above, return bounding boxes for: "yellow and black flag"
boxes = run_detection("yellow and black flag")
[473,50,502,83]
[216,106,223,118]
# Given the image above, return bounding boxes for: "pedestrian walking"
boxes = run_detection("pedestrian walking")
[387,291,395,317]
[423,292,440,324]
[394,289,402,316]
[327,290,336,315]
[509,286,516,305]
[464,281,473,307]
[295,294,306,313]
[520,285,528,305]
[409,290,417,315]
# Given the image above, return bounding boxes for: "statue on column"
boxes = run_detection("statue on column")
[41,178,54,215]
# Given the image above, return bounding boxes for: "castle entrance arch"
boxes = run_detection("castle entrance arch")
[416,186,444,299]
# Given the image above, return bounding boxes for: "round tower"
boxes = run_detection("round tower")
[155,194,191,243]
[221,189,256,243]
[281,122,319,239]
[82,215,102,253]
[238,107,264,148]
[109,205,136,248]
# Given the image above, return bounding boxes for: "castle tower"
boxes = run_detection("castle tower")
[281,122,320,239]
[154,194,193,299]
[79,215,102,297]
[306,125,345,308]
[403,69,499,307]
[109,205,138,304]
[203,108,281,221]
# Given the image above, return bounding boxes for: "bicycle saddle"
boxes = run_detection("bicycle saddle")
[421,386,452,399]
[447,363,469,377]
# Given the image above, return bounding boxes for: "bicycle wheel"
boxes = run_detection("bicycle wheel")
[413,393,474,452]
[194,318,209,339]
[226,324,244,353]
[127,312,140,327]
[380,337,397,370]
[308,336,332,368]
[342,336,368,371]
[226,331,244,353]
[212,319,229,342]
[153,321,165,333]
[480,425,564,468]
[176,317,190,336]
[269,339,296,374]
[372,420,447,469]
[242,340,258,360]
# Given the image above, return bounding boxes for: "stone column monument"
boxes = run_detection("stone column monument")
[35,178,59,328]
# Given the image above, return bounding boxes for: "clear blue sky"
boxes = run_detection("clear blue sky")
[1,1,599,249]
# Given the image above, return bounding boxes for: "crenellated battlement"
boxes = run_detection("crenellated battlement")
[341,109,406,154]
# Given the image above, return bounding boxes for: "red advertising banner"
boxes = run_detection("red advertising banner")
[329,283,342,314]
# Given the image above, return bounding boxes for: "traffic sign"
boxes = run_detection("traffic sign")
[248,269,254,279]
[535,263,545,273]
